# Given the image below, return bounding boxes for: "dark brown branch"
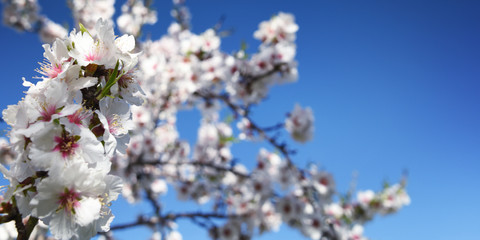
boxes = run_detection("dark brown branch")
[165,212,233,220]
[146,188,162,221]
[242,63,289,93]
[261,122,285,132]
[10,206,37,240]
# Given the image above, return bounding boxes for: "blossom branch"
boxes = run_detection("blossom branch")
[241,63,289,95]
[130,159,249,178]
[195,91,296,164]
[107,212,236,233]
[261,122,285,132]
[6,205,37,240]
[108,215,158,231]
[1,3,410,240]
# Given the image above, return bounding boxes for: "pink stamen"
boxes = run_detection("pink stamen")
[85,51,100,62]
[67,109,90,126]
[107,117,118,135]
[40,105,57,122]
[47,64,63,78]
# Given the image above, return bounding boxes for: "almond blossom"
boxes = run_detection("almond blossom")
[0,17,141,239]
[285,104,315,143]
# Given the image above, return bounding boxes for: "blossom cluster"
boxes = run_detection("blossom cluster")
[68,0,115,35]
[285,104,315,143]
[2,0,67,43]
[0,19,141,239]
[2,0,39,32]
[112,10,301,206]
[208,150,410,240]
[105,8,408,240]
[117,0,157,37]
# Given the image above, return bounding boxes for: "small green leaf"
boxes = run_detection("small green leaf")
[383,180,390,189]
[97,60,123,100]
[241,41,248,51]
[79,23,90,36]
[219,136,237,144]
[223,114,234,124]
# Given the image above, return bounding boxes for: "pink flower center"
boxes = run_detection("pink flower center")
[67,109,90,126]
[85,51,100,62]
[254,182,263,192]
[258,61,267,69]
[319,177,329,186]
[58,188,81,213]
[257,161,265,169]
[40,104,57,122]
[107,113,128,137]
[53,132,79,158]
[47,64,63,78]
[292,117,301,126]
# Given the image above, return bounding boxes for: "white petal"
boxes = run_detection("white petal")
[104,175,123,202]
[115,34,135,52]
[70,77,99,91]
[75,198,101,226]
[49,210,77,240]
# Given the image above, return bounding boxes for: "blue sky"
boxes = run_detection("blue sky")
[1,0,479,239]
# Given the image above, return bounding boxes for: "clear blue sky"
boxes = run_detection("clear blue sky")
[1,1,479,239]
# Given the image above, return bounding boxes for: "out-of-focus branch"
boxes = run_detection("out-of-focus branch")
[107,211,239,232]
[107,211,343,240]
[130,159,249,178]
[108,215,157,231]
[1,205,38,240]
[261,122,285,132]
[146,188,162,221]
[165,212,234,220]
[242,63,289,94]
[1,0,67,43]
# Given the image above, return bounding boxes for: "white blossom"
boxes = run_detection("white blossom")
[285,104,315,143]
